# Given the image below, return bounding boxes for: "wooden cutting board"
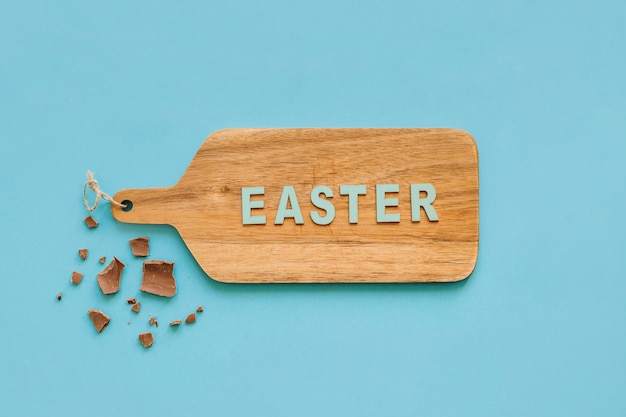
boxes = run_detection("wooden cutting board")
[112,128,479,283]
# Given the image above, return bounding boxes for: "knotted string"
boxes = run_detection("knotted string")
[83,171,126,212]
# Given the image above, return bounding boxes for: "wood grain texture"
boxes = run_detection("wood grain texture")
[112,128,479,283]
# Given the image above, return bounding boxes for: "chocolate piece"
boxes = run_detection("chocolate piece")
[129,237,149,257]
[84,215,99,228]
[71,271,84,285]
[197,305,203,313]
[78,248,88,260]
[131,302,141,313]
[99,257,106,264]
[138,332,154,348]
[88,309,110,333]
[57,292,62,301]
[149,316,158,327]
[185,313,196,324]
[140,260,176,297]
[169,320,181,326]
[97,257,125,295]
[126,297,136,305]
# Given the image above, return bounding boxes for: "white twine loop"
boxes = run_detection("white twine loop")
[83,171,125,212]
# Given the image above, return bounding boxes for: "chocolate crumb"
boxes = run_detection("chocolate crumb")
[78,248,88,260]
[71,271,84,285]
[88,309,110,333]
[131,302,141,313]
[140,260,176,297]
[57,292,62,301]
[128,321,130,325]
[185,313,196,324]
[126,297,137,305]
[138,332,154,348]
[84,215,99,228]
[149,316,158,327]
[99,257,106,264]
[97,257,125,295]
[197,305,203,313]
[129,237,150,257]
[170,320,181,326]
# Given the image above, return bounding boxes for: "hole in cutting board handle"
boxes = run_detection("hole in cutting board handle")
[121,200,133,212]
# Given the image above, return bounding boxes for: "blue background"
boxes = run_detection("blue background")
[1,1,625,415]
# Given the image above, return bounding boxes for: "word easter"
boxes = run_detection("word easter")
[241,184,439,225]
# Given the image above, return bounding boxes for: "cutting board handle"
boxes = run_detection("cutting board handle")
[111,186,177,225]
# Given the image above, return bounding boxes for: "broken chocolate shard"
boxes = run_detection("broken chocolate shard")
[131,302,141,313]
[78,248,88,260]
[57,292,62,301]
[185,313,196,324]
[138,332,154,348]
[99,256,106,264]
[140,260,176,297]
[170,320,181,326]
[126,297,136,305]
[84,215,99,228]
[71,271,84,285]
[129,237,149,257]
[88,309,110,333]
[197,305,203,313]
[149,316,158,327]
[97,257,125,295]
